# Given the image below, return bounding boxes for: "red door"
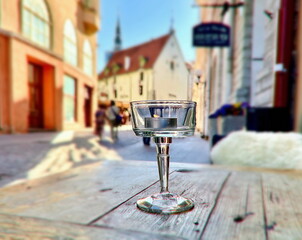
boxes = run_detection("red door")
[28,63,43,129]
[84,86,92,127]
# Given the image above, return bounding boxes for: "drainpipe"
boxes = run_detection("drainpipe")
[274,0,295,107]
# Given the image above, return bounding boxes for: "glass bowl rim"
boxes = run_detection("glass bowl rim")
[130,100,196,106]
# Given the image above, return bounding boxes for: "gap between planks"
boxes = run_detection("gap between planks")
[87,170,178,225]
[198,172,232,238]
[261,175,269,240]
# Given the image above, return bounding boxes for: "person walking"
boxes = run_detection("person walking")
[106,100,121,141]
[94,103,107,140]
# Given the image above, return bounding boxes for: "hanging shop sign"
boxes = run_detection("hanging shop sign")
[193,22,230,47]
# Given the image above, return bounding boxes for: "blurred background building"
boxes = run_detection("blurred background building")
[98,30,190,108]
[0,0,100,133]
[3,0,302,137]
[194,0,302,135]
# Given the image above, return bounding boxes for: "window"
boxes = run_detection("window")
[114,88,117,98]
[139,72,143,95]
[64,20,77,66]
[22,0,51,48]
[83,40,93,76]
[113,77,117,98]
[139,81,143,95]
[63,75,76,122]
[170,61,174,70]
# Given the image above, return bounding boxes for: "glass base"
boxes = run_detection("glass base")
[136,192,194,214]
[133,128,195,138]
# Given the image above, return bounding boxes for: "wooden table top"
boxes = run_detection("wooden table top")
[0,160,302,240]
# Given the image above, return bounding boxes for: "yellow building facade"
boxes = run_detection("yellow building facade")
[99,33,190,109]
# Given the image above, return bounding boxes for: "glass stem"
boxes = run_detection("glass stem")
[154,137,172,193]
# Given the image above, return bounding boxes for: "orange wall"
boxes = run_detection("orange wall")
[0,0,99,133]
[0,35,97,133]
[1,0,98,75]
[0,35,10,132]
[1,0,21,33]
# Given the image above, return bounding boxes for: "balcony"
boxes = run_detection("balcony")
[79,0,100,35]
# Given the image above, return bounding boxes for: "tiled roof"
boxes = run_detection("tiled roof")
[98,33,171,79]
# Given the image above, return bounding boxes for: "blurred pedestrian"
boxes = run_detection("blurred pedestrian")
[122,108,130,124]
[106,100,121,141]
[94,103,107,140]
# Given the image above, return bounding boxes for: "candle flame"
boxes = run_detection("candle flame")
[153,114,160,118]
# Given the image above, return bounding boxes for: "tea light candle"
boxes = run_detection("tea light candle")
[145,117,177,129]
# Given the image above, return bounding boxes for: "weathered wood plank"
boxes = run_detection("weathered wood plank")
[0,161,164,224]
[201,171,265,240]
[4,159,302,239]
[94,168,230,239]
[262,173,302,240]
[0,161,204,225]
[0,213,183,240]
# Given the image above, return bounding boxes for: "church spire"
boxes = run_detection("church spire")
[114,18,122,52]
[170,9,174,34]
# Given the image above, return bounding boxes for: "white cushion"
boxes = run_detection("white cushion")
[211,131,302,169]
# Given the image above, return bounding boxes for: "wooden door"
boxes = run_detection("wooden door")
[84,86,92,127]
[28,63,43,129]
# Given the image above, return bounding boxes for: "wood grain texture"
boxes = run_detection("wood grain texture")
[262,173,302,240]
[0,161,203,225]
[0,161,162,224]
[201,171,265,240]
[94,168,230,239]
[0,213,182,240]
[2,160,302,239]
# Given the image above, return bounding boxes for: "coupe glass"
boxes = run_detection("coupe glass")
[130,100,196,214]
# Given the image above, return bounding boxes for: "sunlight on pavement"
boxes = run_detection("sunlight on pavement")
[0,125,209,188]
[51,131,74,145]
[25,130,123,183]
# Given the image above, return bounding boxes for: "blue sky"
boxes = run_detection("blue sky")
[97,0,200,72]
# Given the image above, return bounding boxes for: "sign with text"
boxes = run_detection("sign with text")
[193,22,230,47]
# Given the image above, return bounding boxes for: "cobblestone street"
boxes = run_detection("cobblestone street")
[0,124,210,188]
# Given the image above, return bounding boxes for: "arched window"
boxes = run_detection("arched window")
[64,20,77,66]
[83,40,93,76]
[22,0,51,48]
